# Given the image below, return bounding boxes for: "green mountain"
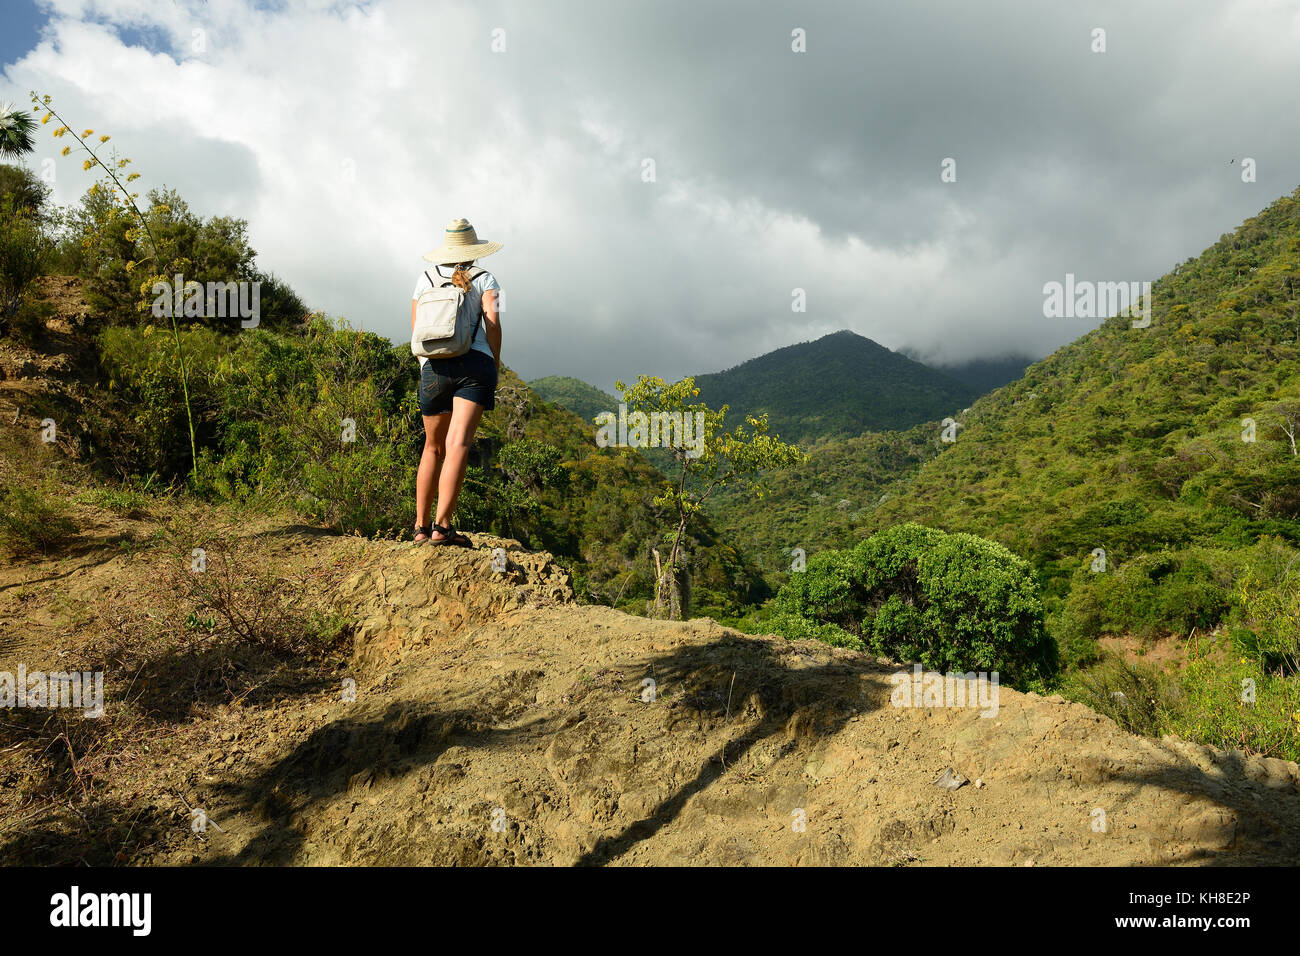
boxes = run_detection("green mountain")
[715,188,1300,652]
[713,188,1300,761]
[692,330,977,444]
[528,375,617,426]
[804,188,1300,661]
[532,334,988,448]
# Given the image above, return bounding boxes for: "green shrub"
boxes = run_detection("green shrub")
[98,324,231,478]
[7,299,53,344]
[1227,547,1300,675]
[101,319,589,541]
[52,185,309,332]
[765,611,866,650]
[196,319,419,535]
[1052,547,1240,651]
[1164,646,1300,762]
[492,438,569,541]
[0,164,51,219]
[0,194,51,334]
[1056,541,1300,758]
[73,488,148,517]
[0,484,77,558]
[1060,652,1174,737]
[770,522,1056,689]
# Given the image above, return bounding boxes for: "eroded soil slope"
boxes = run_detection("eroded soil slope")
[143,540,1300,865]
[1,493,1297,865]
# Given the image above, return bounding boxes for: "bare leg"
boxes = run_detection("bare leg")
[433,397,485,537]
[415,413,451,539]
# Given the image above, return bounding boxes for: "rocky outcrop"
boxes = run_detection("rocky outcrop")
[332,535,574,673]
[62,533,1292,868]
[171,546,1300,866]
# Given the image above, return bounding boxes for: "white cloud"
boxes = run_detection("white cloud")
[3,0,1298,390]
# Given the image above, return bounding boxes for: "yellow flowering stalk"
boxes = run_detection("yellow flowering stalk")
[31,90,199,483]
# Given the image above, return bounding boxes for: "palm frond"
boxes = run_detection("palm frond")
[0,105,38,157]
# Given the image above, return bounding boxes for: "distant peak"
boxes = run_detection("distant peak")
[819,329,871,342]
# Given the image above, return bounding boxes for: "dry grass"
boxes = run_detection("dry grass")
[0,517,358,865]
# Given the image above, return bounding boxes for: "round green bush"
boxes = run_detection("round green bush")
[773,522,1057,688]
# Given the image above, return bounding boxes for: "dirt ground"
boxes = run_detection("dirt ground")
[2,514,1297,866]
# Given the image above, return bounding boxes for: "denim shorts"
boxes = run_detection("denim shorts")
[419,349,498,415]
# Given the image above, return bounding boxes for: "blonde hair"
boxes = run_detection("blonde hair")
[451,261,475,294]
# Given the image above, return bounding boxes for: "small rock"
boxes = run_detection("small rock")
[974,778,984,789]
[932,768,968,791]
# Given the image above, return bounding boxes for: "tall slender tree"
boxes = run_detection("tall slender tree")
[614,375,806,619]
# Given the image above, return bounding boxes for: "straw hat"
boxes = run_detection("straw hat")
[422,218,503,265]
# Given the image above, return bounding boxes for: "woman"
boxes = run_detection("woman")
[411,218,503,546]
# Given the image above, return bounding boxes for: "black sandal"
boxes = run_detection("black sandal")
[413,523,433,544]
[429,522,473,548]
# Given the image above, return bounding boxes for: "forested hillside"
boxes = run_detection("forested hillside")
[706,425,936,578]
[863,187,1300,652]
[692,330,976,444]
[528,375,617,425]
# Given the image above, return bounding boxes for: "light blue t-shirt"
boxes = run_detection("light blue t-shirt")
[413,269,500,365]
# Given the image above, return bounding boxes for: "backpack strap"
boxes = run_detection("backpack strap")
[469,271,484,345]
[429,265,488,286]
[465,267,488,345]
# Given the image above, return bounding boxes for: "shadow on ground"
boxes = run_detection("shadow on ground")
[199,631,885,865]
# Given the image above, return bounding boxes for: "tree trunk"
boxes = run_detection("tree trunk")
[651,542,691,621]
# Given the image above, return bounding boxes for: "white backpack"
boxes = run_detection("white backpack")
[411,266,488,359]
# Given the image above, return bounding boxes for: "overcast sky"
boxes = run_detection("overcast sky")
[3,0,1298,390]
